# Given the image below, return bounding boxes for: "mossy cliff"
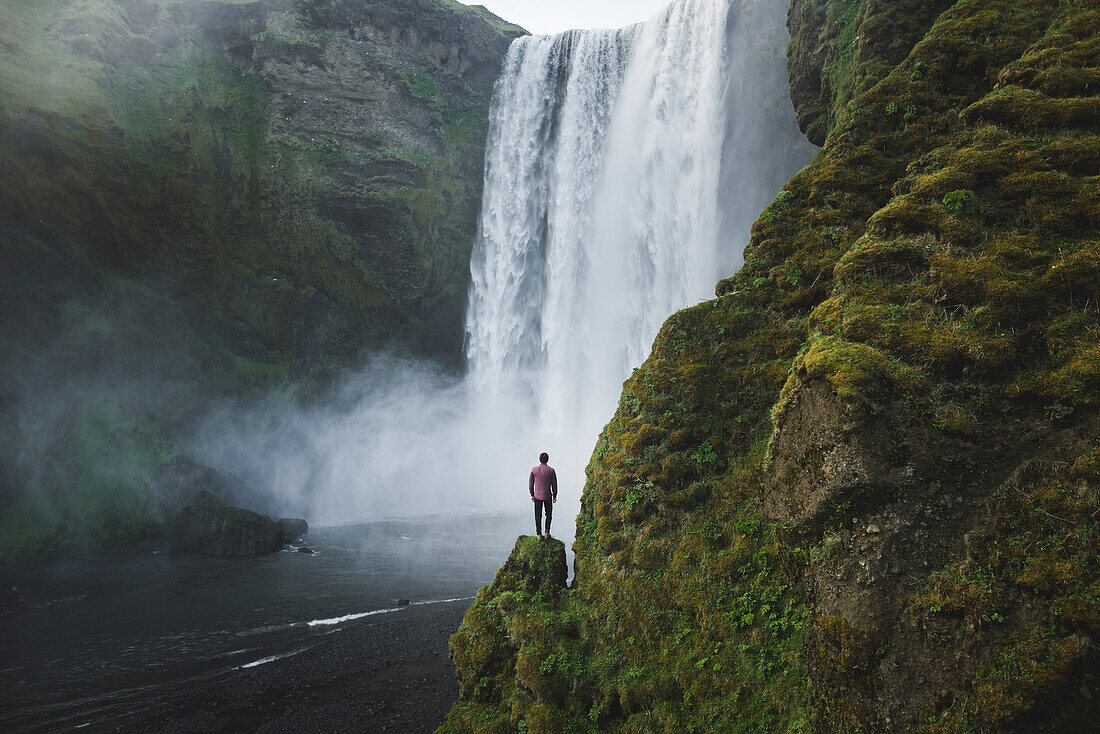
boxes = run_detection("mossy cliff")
[0,0,523,563]
[0,0,523,377]
[444,1,1099,731]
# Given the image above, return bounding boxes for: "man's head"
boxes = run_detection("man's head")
[539,452,549,464]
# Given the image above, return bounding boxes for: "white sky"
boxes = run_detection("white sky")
[463,0,674,35]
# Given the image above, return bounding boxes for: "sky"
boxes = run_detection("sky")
[462,0,674,35]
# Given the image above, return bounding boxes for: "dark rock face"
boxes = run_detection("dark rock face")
[276,517,309,541]
[764,379,941,527]
[0,0,525,382]
[786,0,955,145]
[171,504,283,557]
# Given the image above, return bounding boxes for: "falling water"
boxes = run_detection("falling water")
[189,0,814,525]
[465,0,815,490]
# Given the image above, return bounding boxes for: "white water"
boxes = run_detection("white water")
[190,0,814,526]
[463,0,816,501]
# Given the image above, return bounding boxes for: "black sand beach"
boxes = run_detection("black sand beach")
[71,599,468,733]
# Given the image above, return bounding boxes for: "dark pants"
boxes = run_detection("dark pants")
[533,498,553,535]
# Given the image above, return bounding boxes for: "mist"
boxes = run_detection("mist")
[181,0,814,545]
[186,354,569,527]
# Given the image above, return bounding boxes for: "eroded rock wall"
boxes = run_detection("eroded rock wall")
[0,0,523,378]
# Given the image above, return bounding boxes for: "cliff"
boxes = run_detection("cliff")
[0,0,523,562]
[0,0,522,378]
[444,1,1099,732]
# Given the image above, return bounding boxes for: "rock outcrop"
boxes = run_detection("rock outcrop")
[444,1,1099,732]
[446,535,568,727]
[151,457,260,518]
[171,501,283,557]
[276,517,309,541]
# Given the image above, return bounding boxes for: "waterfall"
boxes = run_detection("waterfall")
[190,0,814,525]
[465,0,815,488]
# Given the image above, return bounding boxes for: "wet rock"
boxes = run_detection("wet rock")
[171,504,282,557]
[397,598,411,607]
[277,518,309,542]
[151,457,261,518]
[297,547,315,554]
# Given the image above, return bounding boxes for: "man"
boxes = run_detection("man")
[529,452,557,539]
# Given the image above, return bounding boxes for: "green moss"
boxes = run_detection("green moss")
[916,458,1098,731]
[439,0,527,38]
[931,403,976,436]
[784,335,890,412]
[942,188,982,214]
[0,401,171,562]
[833,234,933,284]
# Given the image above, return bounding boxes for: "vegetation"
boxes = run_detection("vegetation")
[0,402,170,562]
[446,0,1099,731]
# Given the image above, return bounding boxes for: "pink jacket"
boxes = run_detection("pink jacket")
[529,464,557,500]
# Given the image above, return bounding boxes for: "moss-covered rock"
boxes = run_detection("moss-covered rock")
[170,500,283,557]
[442,536,572,733]
[447,0,1100,731]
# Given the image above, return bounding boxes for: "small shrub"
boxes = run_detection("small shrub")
[691,440,718,467]
[942,189,982,215]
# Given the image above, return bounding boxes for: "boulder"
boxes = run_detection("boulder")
[171,504,282,557]
[277,518,309,541]
[151,457,260,519]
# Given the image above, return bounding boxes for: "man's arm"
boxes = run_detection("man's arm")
[529,469,535,499]
[551,468,558,501]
